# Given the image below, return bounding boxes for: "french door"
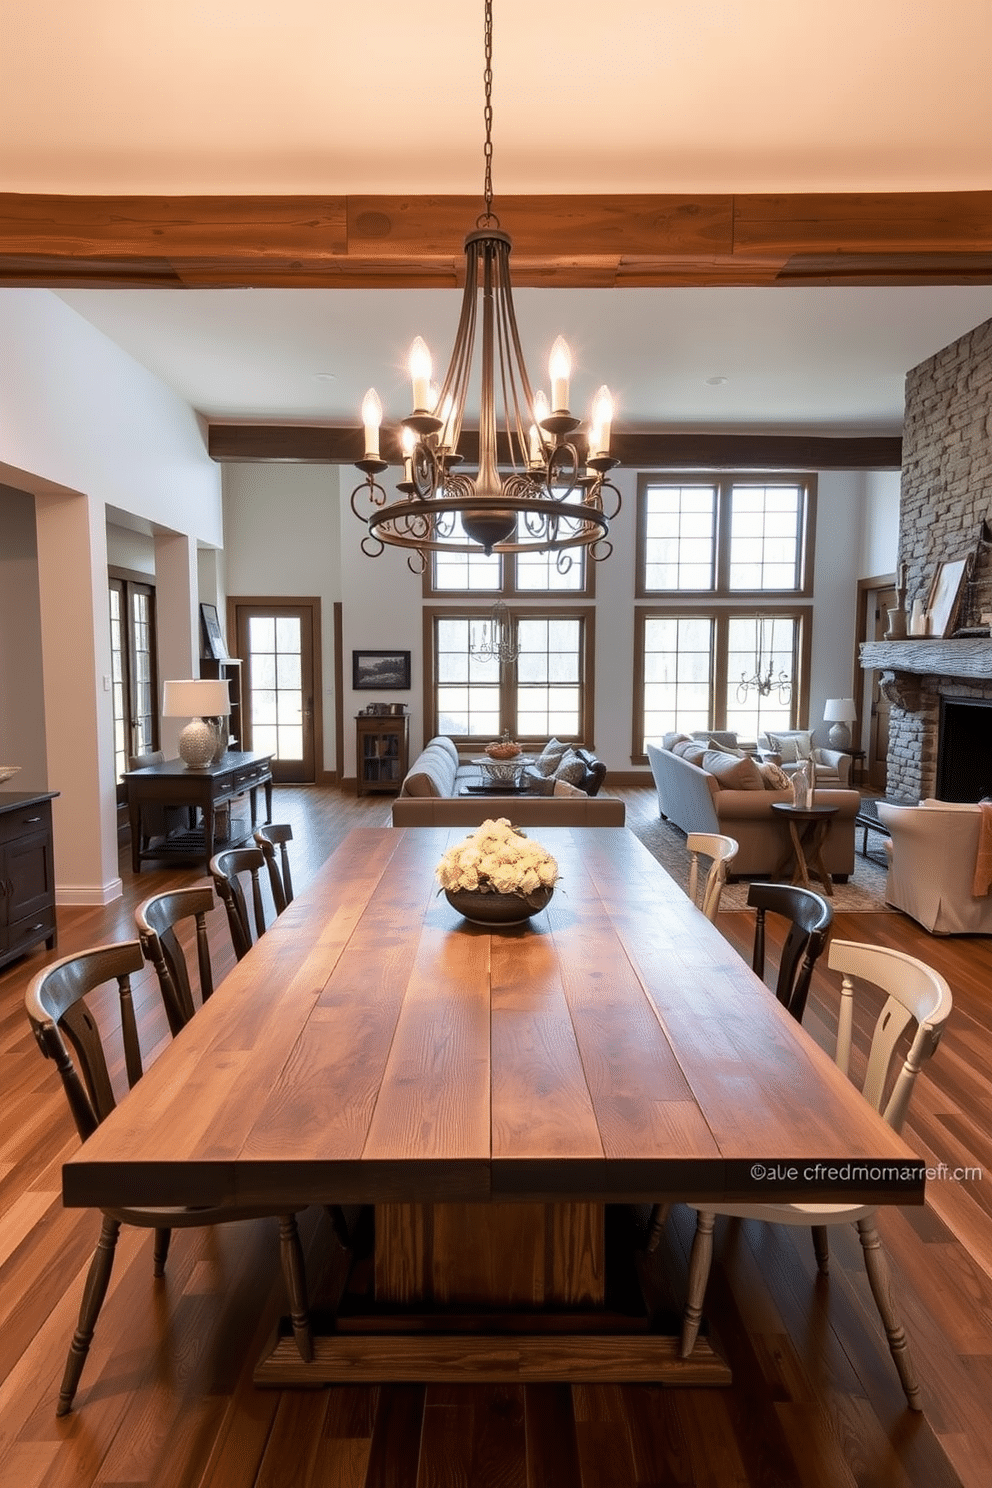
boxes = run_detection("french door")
[232,600,321,783]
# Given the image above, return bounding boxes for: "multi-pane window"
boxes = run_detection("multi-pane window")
[429,500,589,596]
[109,573,157,793]
[634,473,813,759]
[429,608,592,745]
[638,475,812,597]
[637,609,804,755]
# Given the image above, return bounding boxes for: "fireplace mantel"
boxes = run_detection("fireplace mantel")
[860,638,992,681]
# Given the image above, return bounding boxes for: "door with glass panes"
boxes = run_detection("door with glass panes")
[233,601,320,783]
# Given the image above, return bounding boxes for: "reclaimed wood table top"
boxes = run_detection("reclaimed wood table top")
[63,827,924,1214]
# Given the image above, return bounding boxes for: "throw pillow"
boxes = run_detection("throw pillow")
[521,765,554,795]
[535,737,569,776]
[662,731,691,751]
[701,749,765,791]
[554,749,588,786]
[766,730,814,762]
[708,737,745,757]
[671,740,707,763]
[758,760,792,791]
[552,778,586,798]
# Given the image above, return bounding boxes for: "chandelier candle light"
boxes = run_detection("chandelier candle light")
[352,0,620,573]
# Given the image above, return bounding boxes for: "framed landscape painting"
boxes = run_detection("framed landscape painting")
[353,650,411,690]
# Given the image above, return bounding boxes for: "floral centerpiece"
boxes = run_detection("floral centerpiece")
[437,817,558,925]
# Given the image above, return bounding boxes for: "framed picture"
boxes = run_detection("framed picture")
[199,603,228,660]
[926,557,970,639]
[353,649,411,691]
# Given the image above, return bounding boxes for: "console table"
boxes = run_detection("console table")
[125,752,273,871]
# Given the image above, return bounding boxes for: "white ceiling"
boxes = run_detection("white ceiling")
[9,2,992,434]
[55,285,992,434]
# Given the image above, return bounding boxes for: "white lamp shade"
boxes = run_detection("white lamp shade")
[823,697,857,723]
[162,678,231,717]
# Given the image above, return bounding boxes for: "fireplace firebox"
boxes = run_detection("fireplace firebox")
[936,697,992,802]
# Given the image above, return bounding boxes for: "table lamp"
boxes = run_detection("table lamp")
[162,679,231,768]
[823,697,857,749]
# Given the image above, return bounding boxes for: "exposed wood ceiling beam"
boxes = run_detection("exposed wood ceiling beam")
[208,424,902,469]
[2,191,991,289]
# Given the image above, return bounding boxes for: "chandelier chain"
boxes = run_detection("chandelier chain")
[481,0,496,226]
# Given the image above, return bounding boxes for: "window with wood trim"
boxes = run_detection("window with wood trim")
[637,474,814,598]
[109,571,158,794]
[425,502,592,597]
[634,606,811,760]
[425,606,595,746]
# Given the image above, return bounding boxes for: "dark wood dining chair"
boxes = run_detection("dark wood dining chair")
[747,881,833,1023]
[679,939,952,1411]
[209,847,269,960]
[254,823,295,913]
[134,885,217,1035]
[24,941,313,1416]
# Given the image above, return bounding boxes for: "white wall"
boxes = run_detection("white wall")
[0,290,223,902]
[227,461,874,778]
[223,463,343,773]
[859,468,900,579]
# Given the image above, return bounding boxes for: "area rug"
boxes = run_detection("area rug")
[630,815,892,913]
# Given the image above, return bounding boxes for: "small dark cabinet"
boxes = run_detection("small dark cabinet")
[0,791,59,970]
[356,715,409,796]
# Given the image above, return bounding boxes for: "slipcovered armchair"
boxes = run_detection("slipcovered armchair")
[876,800,992,935]
[757,729,853,788]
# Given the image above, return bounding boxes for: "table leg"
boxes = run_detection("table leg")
[787,821,812,888]
[264,777,273,824]
[128,798,143,873]
[203,802,216,867]
[807,820,834,896]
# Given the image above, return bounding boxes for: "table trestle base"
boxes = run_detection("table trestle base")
[254,1326,731,1386]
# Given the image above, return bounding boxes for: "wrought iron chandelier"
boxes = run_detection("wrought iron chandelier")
[736,616,793,705]
[352,0,620,572]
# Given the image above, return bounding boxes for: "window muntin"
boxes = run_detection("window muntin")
[428,496,589,596]
[428,607,592,745]
[638,474,812,597]
[109,573,158,794]
[728,485,803,591]
[636,606,808,757]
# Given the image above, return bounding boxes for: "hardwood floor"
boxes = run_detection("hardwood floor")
[1,784,991,1487]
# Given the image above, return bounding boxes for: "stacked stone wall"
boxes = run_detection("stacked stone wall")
[888,318,992,796]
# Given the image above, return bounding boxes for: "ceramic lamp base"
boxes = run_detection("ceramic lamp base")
[178,718,217,769]
[827,722,851,749]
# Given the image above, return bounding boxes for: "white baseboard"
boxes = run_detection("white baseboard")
[56,878,124,906]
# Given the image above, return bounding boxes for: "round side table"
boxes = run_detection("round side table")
[770,802,839,895]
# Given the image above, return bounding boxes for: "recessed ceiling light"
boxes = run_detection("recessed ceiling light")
[314,372,337,381]
[706,375,729,386]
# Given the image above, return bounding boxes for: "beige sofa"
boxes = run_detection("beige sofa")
[647,740,859,878]
[394,735,624,826]
[757,729,853,788]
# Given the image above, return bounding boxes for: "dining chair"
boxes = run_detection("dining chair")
[24,941,313,1416]
[254,823,295,913]
[679,939,952,1411]
[209,846,269,960]
[134,885,217,1035]
[747,881,833,1023]
[686,832,739,921]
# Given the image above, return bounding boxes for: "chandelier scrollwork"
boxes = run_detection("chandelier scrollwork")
[351,0,621,575]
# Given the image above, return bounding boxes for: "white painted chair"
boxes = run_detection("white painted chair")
[686,832,739,921]
[679,939,952,1411]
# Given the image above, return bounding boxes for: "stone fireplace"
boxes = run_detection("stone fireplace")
[860,638,992,801]
[860,316,992,802]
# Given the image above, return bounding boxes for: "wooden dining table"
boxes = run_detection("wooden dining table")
[63,826,926,1387]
